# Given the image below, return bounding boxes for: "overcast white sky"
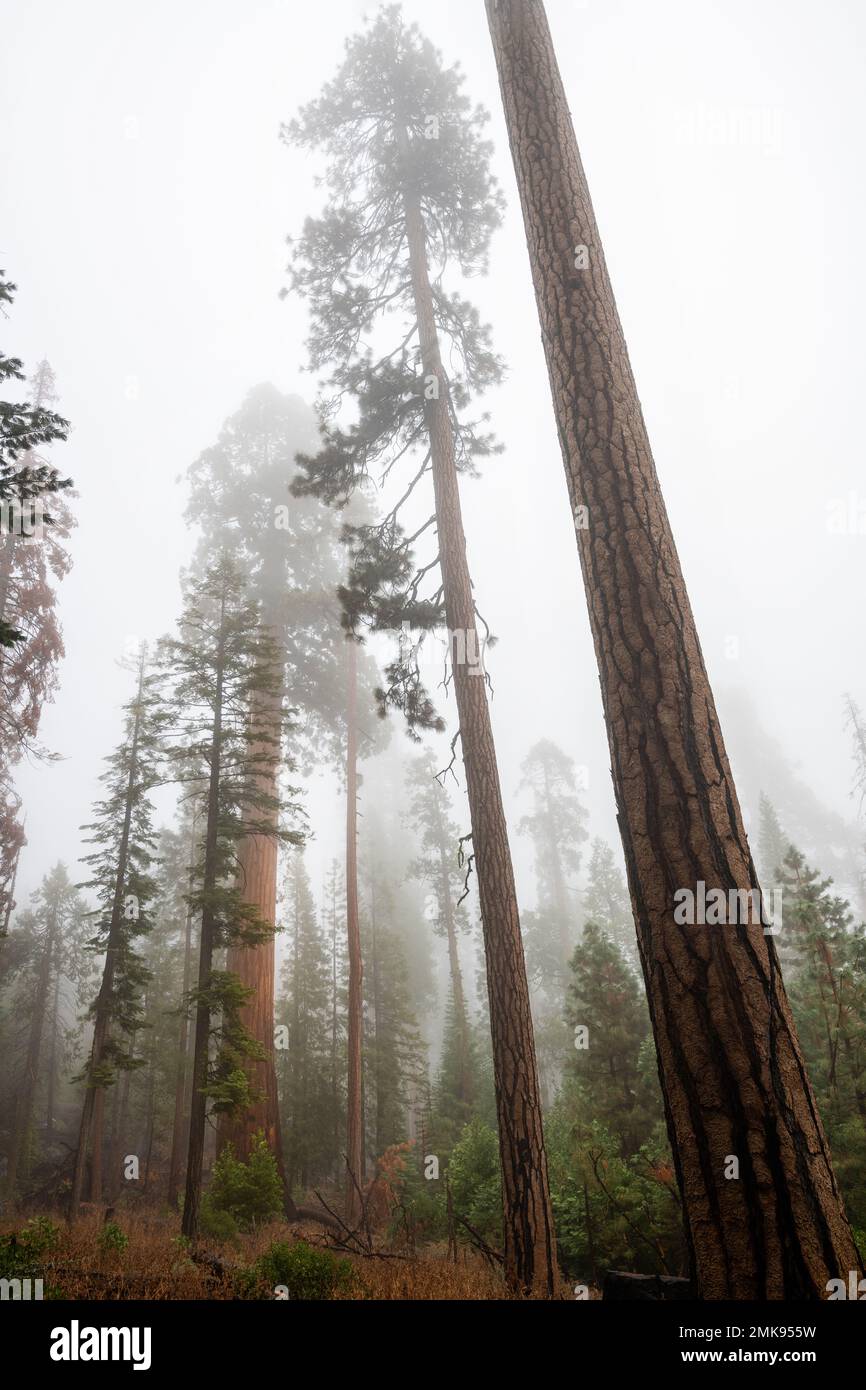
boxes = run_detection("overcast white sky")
[2,0,865,910]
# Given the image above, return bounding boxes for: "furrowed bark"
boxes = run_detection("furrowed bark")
[485,0,862,1297]
[216,611,296,1217]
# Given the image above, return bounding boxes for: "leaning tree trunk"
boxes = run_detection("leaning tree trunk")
[344,637,364,1225]
[485,0,862,1298]
[400,130,559,1297]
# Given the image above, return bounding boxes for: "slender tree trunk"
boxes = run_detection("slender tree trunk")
[106,1079,122,1202]
[583,1179,598,1289]
[345,637,364,1223]
[370,873,386,1158]
[105,1032,135,1203]
[142,1061,156,1195]
[167,826,197,1209]
[330,874,340,1180]
[181,619,226,1242]
[46,964,61,1138]
[399,129,558,1297]
[485,0,862,1297]
[288,871,302,1191]
[90,1086,105,1203]
[69,662,146,1221]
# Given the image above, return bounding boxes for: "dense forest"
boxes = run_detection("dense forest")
[2,0,865,1321]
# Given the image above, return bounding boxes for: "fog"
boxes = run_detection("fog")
[4,0,863,916]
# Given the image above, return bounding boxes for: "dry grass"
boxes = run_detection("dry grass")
[1,1210,527,1300]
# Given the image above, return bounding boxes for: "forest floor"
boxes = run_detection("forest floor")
[1,1210,563,1300]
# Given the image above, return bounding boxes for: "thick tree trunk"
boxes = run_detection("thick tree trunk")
[485,0,862,1297]
[345,638,364,1224]
[216,619,294,1214]
[400,131,559,1297]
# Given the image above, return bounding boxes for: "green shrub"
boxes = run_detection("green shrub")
[97,1221,129,1255]
[0,1216,63,1296]
[0,1215,60,1277]
[203,1131,284,1233]
[199,1201,239,1243]
[446,1119,502,1247]
[255,1240,358,1300]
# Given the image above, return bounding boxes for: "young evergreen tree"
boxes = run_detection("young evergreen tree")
[519,740,587,966]
[407,750,472,1115]
[565,923,663,1159]
[517,740,589,1101]
[361,848,426,1162]
[323,858,348,1181]
[284,5,558,1294]
[277,849,333,1192]
[757,793,791,885]
[779,847,866,1139]
[69,648,161,1215]
[583,838,636,971]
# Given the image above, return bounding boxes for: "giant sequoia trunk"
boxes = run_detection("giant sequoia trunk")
[400,132,559,1297]
[216,611,294,1214]
[344,637,364,1224]
[486,0,862,1297]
